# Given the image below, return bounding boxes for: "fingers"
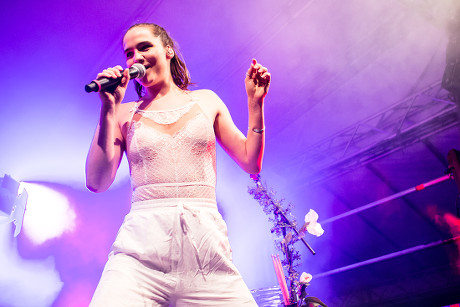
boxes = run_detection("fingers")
[246,58,271,87]
[97,65,124,79]
[245,60,255,80]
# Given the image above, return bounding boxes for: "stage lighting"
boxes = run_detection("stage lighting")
[20,182,75,245]
[0,174,27,237]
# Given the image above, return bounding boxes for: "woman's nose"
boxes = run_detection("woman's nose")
[133,50,144,63]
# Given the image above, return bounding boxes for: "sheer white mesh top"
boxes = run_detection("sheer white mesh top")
[126,95,216,202]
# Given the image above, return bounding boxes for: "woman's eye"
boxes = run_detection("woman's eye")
[125,52,133,58]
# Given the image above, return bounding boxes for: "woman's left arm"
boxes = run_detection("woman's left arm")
[214,59,271,174]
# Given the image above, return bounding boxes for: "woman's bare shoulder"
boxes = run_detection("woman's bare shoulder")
[118,101,138,122]
[190,89,218,99]
[191,89,224,107]
[189,89,226,120]
[119,100,137,112]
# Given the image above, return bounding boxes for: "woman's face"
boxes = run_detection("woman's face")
[123,26,171,88]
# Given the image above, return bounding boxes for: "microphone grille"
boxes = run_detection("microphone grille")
[131,63,146,78]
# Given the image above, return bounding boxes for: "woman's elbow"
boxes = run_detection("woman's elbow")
[247,156,263,174]
[86,182,106,193]
[243,162,262,175]
[85,173,111,193]
[86,180,106,193]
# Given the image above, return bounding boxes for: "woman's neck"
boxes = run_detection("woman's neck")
[139,82,185,110]
[144,81,177,101]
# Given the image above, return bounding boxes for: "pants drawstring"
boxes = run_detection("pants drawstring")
[177,203,205,279]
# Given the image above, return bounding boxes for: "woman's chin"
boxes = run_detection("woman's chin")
[136,78,153,88]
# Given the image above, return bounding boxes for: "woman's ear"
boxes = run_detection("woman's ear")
[166,46,174,59]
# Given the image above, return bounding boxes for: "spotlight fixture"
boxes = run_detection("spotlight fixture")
[0,174,27,237]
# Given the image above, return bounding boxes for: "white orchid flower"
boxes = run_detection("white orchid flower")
[299,272,313,284]
[304,209,324,237]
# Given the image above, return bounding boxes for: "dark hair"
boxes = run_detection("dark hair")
[124,23,192,98]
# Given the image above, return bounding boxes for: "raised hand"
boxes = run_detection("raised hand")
[97,65,130,107]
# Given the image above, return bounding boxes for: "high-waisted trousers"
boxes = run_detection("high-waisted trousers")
[89,198,257,306]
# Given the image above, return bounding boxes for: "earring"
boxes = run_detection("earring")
[168,49,174,56]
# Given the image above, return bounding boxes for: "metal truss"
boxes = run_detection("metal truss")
[302,81,459,185]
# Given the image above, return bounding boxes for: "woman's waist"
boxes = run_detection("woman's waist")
[131,182,216,202]
[130,197,218,210]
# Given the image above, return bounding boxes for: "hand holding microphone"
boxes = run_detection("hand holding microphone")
[85,63,146,93]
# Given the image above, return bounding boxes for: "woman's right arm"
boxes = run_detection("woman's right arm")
[85,67,130,193]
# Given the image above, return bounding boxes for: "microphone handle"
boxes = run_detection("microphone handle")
[84,75,121,93]
[85,65,144,93]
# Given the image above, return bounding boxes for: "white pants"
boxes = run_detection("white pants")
[89,198,257,306]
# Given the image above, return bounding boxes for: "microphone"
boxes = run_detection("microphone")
[84,63,146,93]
